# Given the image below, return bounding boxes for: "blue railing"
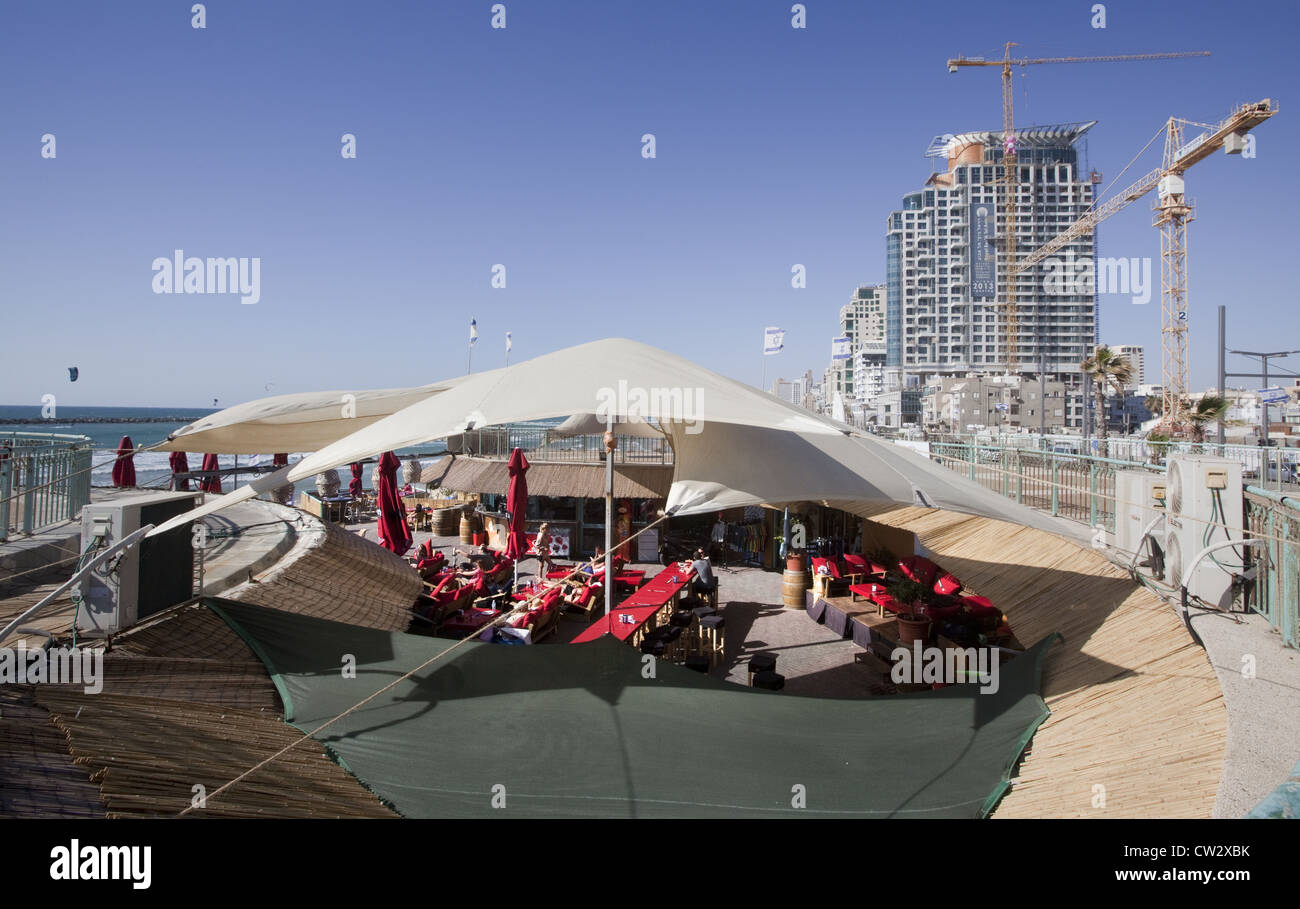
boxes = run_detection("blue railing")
[920,436,1298,649]
[0,432,94,542]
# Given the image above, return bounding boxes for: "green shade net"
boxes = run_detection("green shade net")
[208,599,1059,818]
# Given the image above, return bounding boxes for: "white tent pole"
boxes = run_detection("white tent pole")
[604,413,614,616]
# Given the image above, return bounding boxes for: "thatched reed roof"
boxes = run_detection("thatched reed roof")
[424,456,672,500]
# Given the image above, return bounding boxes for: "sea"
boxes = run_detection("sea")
[0,405,448,490]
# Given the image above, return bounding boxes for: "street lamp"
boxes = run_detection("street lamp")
[1228,349,1300,447]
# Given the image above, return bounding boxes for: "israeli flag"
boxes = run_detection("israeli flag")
[469,318,478,346]
[763,327,785,355]
[506,331,512,353]
[831,336,851,361]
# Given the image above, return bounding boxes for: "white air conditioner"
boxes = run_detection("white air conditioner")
[77,491,201,636]
[1164,455,1244,610]
[1114,470,1168,579]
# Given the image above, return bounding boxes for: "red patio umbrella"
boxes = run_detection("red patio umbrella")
[375,450,412,555]
[111,436,136,488]
[349,462,364,498]
[169,451,190,491]
[504,448,530,561]
[273,453,289,468]
[199,453,222,493]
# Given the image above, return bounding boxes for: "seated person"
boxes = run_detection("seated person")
[456,543,496,571]
[690,548,718,597]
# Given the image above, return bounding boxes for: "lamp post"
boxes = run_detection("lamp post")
[1227,349,1299,448]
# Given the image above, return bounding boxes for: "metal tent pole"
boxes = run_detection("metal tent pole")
[604,414,615,616]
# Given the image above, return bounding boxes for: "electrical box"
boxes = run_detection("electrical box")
[1158,174,1185,200]
[77,491,201,636]
[1165,455,1244,609]
[1115,470,1169,576]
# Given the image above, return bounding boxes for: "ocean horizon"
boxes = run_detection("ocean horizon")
[1,405,449,490]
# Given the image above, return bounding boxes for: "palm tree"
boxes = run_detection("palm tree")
[1081,345,1134,458]
[1185,395,1229,447]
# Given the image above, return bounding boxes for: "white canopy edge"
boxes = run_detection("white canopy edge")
[146,338,1088,548]
[157,377,471,454]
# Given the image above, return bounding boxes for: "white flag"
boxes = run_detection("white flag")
[764,327,785,355]
[469,318,478,346]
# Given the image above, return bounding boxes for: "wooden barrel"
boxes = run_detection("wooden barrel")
[459,511,480,545]
[782,568,811,609]
[431,506,460,536]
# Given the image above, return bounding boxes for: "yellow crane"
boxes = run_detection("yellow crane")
[946,45,1209,378]
[1016,99,1276,424]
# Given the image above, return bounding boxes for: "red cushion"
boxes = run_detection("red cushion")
[934,573,963,596]
[841,554,868,572]
[960,594,1000,618]
[899,556,940,588]
[811,557,842,579]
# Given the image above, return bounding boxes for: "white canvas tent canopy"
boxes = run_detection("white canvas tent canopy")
[149,338,1088,545]
[157,377,470,455]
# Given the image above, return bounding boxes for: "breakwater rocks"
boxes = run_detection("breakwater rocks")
[0,417,197,426]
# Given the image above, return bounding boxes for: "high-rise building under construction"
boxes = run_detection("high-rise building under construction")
[886,122,1099,428]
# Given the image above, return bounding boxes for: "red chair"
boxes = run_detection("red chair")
[898,555,941,589]
[933,572,963,596]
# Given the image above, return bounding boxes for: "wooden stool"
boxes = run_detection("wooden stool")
[747,653,777,686]
[699,615,725,668]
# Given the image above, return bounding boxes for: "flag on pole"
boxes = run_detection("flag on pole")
[506,332,512,354]
[831,336,851,360]
[763,327,785,355]
[469,318,478,346]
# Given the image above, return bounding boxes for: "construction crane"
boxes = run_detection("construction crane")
[946,45,1209,377]
[1016,99,1276,425]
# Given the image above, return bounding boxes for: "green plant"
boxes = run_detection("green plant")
[887,578,925,616]
[1081,345,1134,458]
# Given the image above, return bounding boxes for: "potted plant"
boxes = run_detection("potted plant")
[887,578,930,646]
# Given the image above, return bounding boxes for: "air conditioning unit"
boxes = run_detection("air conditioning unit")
[77,491,201,636]
[1164,455,1244,610]
[1114,470,1168,579]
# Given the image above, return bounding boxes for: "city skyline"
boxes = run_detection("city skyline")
[2,0,1294,407]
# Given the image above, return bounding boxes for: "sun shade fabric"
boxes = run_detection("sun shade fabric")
[145,338,1087,545]
[112,436,136,488]
[157,378,470,454]
[209,599,1059,819]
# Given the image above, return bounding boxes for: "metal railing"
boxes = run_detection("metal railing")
[930,441,1133,531]
[453,425,674,465]
[0,433,94,542]
[922,435,1298,649]
[1243,488,1300,650]
[924,430,1300,495]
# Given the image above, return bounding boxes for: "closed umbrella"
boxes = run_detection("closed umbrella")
[111,436,136,488]
[375,450,412,555]
[169,451,190,491]
[200,453,222,493]
[349,462,364,498]
[504,448,530,561]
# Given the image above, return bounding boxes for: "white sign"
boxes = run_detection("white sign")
[638,527,659,562]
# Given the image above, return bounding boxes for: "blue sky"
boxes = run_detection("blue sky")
[1,0,1295,407]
